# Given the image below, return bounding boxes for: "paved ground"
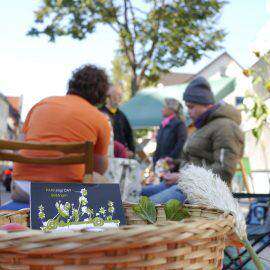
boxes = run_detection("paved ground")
[0,183,269,268]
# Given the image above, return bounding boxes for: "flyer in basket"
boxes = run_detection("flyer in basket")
[30,182,126,232]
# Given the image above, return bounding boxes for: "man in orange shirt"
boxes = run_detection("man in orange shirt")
[13,64,111,202]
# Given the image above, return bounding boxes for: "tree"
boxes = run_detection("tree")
[111,52,132,102]
[28,0,226,96]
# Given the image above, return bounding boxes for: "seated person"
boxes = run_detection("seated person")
[142,76,244,204]
[12,64,111,202]
[142,96,187,204]
[141,158,186,204]
[153,98,187,166]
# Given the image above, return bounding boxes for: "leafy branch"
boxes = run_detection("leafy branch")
[132,196,190,224]
[242,51,270,141]
[28,0,226,96]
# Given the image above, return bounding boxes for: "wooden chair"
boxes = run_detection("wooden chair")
[0,140,94,185]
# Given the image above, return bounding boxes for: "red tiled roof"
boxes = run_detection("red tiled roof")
[6,96,22,114]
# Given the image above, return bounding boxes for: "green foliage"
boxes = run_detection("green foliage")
[242,52,270,141]
[132,196,157,224]
[132,196,190,223]
[164,199,190,221]
[111,53,132,102]
[29,0,226,95]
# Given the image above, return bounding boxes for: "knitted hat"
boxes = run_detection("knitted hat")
[183,76,215,105]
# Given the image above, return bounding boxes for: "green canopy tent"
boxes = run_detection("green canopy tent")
[120,77,236,129]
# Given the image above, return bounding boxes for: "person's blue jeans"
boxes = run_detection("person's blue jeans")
[141,182,186,204]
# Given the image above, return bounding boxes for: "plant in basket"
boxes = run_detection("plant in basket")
[132,196,190,224]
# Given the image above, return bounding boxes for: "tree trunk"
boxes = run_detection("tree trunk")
[131,70,139,97]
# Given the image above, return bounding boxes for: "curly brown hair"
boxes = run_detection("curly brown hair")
[67,64,109,106]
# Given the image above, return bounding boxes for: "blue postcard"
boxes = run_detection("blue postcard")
[30,182,126,231]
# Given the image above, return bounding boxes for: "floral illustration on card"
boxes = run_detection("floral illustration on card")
[38,188,120,232]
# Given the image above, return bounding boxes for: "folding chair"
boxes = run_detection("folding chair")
[223,193,270,269]
[0,140,94,206]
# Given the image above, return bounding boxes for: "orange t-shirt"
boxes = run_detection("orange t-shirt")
[13,95,110,182]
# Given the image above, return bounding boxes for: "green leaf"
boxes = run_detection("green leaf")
[252,127,263,143]
[165,199,181,221]
[165,199,190,221]
[132,196,157,224]
[178,207,191,221]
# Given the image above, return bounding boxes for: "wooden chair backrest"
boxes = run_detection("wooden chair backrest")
[0,140,93,181]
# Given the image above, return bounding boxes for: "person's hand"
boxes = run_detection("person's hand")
[163,172,180,186]
[164,157,173,163]
[143,172,157,185]
[164,157,176,170]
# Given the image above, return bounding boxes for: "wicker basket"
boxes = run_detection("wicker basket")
[0,205,235,270]
[0,209,29,227]
[124,203,167,225]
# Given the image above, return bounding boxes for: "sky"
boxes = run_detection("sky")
[0,0,269,119]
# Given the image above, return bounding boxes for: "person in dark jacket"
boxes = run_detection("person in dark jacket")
[141,98,187,204]
[142,77,244,204]
[153,98,187,165]
[102,86,135,156]
[181,76,244,187]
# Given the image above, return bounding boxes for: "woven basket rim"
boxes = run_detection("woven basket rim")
[0,204,230,220]
[0,204,237,257]
[124,203,232,215]
[0,204,233,226]
[0,205,234,235]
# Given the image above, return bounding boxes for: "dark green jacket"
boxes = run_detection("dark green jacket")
[182,103,244,185]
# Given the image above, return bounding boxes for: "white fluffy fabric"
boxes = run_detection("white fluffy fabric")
[178,165,247,239]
